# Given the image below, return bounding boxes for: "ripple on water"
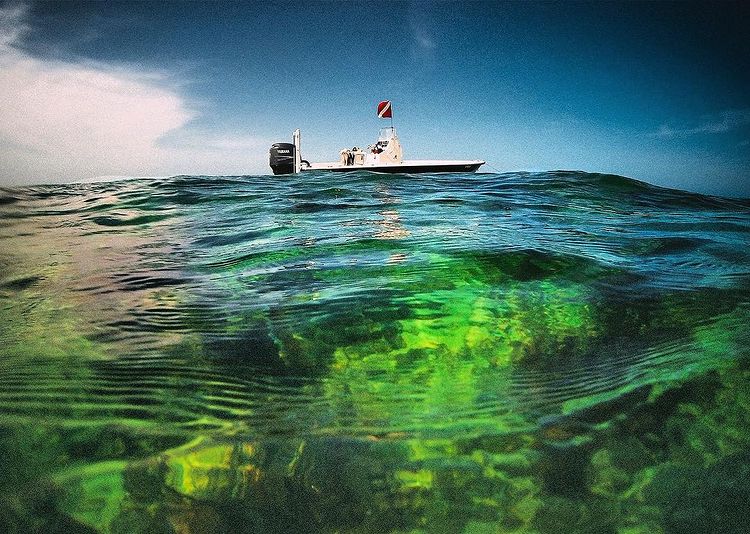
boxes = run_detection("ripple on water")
[1,172,749,532]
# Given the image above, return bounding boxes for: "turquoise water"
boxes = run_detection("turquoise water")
[1,171,749,532]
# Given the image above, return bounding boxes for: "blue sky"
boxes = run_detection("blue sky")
[0,1,748,196]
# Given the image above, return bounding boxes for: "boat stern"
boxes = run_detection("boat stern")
[269,129,302,175]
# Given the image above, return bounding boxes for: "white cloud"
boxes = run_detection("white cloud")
[0,4,29,48]
[408,1,437,66]
[413,31,436,51]
[0,4,271,185]
[653,108,750,138]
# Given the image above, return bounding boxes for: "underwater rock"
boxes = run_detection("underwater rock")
[532,496,586,533]
[703,451,750,533]
[536,414,597,447]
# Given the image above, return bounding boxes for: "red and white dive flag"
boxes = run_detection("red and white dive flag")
[377,100,392,119]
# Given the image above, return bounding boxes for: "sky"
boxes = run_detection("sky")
[0,1,748,197]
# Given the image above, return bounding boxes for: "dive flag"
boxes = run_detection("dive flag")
[377,100,392,119]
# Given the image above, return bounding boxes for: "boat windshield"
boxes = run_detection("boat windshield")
[378,127,397,141]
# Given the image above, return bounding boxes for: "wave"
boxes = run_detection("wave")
[2,171,749,428]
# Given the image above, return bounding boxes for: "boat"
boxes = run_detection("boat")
[269,101,485,175]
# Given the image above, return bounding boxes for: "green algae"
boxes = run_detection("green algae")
[56,462,127,532]
[5,277,749,534]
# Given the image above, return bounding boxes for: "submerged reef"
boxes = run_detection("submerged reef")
[3,284,746,533]
[12,359,745,534]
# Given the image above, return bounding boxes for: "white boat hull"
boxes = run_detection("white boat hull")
[305,159,485,173]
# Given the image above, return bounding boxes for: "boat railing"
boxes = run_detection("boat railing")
[378,127,397,141]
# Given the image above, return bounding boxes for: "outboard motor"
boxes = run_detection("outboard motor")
[269,143,295,175]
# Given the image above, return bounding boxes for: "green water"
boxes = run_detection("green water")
[1,172,749,533]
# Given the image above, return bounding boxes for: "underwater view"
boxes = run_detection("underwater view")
[1,171,749,533]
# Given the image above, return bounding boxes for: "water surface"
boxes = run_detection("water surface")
[1,171,749,532]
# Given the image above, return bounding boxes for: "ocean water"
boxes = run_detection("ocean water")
[0,171,749,533]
